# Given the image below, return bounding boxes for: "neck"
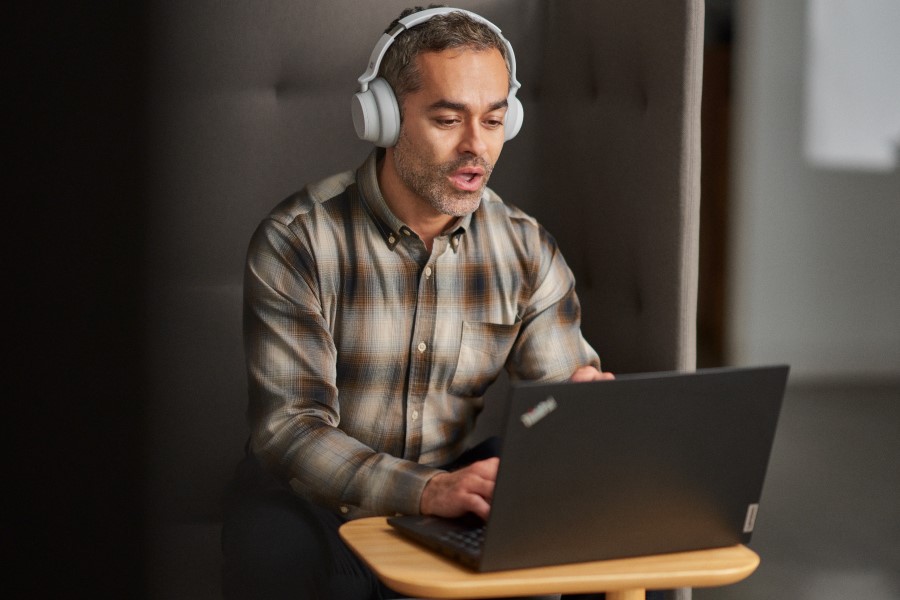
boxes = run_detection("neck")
[377,150,454,250]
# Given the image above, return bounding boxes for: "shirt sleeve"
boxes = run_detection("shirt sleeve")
[243,217,441,518]
[506,225,601,382]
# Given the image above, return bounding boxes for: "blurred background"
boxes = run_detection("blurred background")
[696,1,899,598]
[13,0,897,598]
[697,0,899,380]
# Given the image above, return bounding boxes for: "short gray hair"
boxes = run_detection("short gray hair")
[380,7,512,113]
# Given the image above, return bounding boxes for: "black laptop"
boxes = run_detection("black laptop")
[388,365,789,572]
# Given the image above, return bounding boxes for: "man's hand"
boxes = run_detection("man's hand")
[420,457,499,521]
[570,366,615,382]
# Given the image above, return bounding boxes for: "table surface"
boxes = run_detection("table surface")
[339,516,760,599]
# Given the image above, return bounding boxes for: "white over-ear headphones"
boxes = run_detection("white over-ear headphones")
[351,7,524,148]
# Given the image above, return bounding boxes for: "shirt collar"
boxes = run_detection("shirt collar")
[356,149,475,253]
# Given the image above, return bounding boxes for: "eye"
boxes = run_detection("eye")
[484,117,505,129]
[434,117,461,128]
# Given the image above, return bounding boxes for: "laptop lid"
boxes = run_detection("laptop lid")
[472,365,789,571]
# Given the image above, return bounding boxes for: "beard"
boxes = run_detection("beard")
[392,130,494,218]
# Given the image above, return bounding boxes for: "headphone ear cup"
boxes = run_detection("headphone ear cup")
[351,89,377,143]
[504,94,524,141]
[351,78,401,147]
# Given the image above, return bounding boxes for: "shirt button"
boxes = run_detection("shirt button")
[417,342,427,353]
[388,234,396,244]
[411,410,419,421]
[424,266,432,278]
[339,505,349,514]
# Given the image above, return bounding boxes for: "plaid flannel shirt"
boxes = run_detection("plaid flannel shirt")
[244,150,600,519]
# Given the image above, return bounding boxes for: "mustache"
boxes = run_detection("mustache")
[440,156,493,176]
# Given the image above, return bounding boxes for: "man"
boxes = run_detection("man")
[223,7,613,599]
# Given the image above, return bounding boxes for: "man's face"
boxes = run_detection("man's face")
[391,47,509,217]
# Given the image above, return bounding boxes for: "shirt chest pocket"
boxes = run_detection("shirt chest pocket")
[448,320,522,398]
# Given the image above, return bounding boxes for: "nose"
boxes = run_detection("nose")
[457,120,489,157]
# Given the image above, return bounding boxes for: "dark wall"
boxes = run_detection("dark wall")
[12,4,150,597]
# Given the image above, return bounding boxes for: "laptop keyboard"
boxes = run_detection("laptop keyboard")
[439,525,486,555]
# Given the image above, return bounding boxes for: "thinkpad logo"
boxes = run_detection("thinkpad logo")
[521,396,558,428]
[743,503,760,533]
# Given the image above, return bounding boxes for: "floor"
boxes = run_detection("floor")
[695,379,900,600]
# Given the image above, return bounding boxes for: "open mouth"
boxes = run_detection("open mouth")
[449,167,486,192]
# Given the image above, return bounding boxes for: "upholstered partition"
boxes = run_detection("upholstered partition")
[535,0,703,375]
[141,1,703,597]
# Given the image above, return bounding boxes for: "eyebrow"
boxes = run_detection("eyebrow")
[426,98,509,113]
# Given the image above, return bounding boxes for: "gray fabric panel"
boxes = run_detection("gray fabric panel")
[533,0,702,374]
[142,3,702,597]
[142,0,545,522]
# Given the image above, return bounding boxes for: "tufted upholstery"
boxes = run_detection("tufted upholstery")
[141,1,703,597]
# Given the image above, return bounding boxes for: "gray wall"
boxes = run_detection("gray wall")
[727,0,900,380]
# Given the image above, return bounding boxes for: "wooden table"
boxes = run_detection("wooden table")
[339,517,760,600]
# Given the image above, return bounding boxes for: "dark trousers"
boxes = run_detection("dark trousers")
[221,440,664,600]
[220,439,503,600]
[221,451,403,599]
